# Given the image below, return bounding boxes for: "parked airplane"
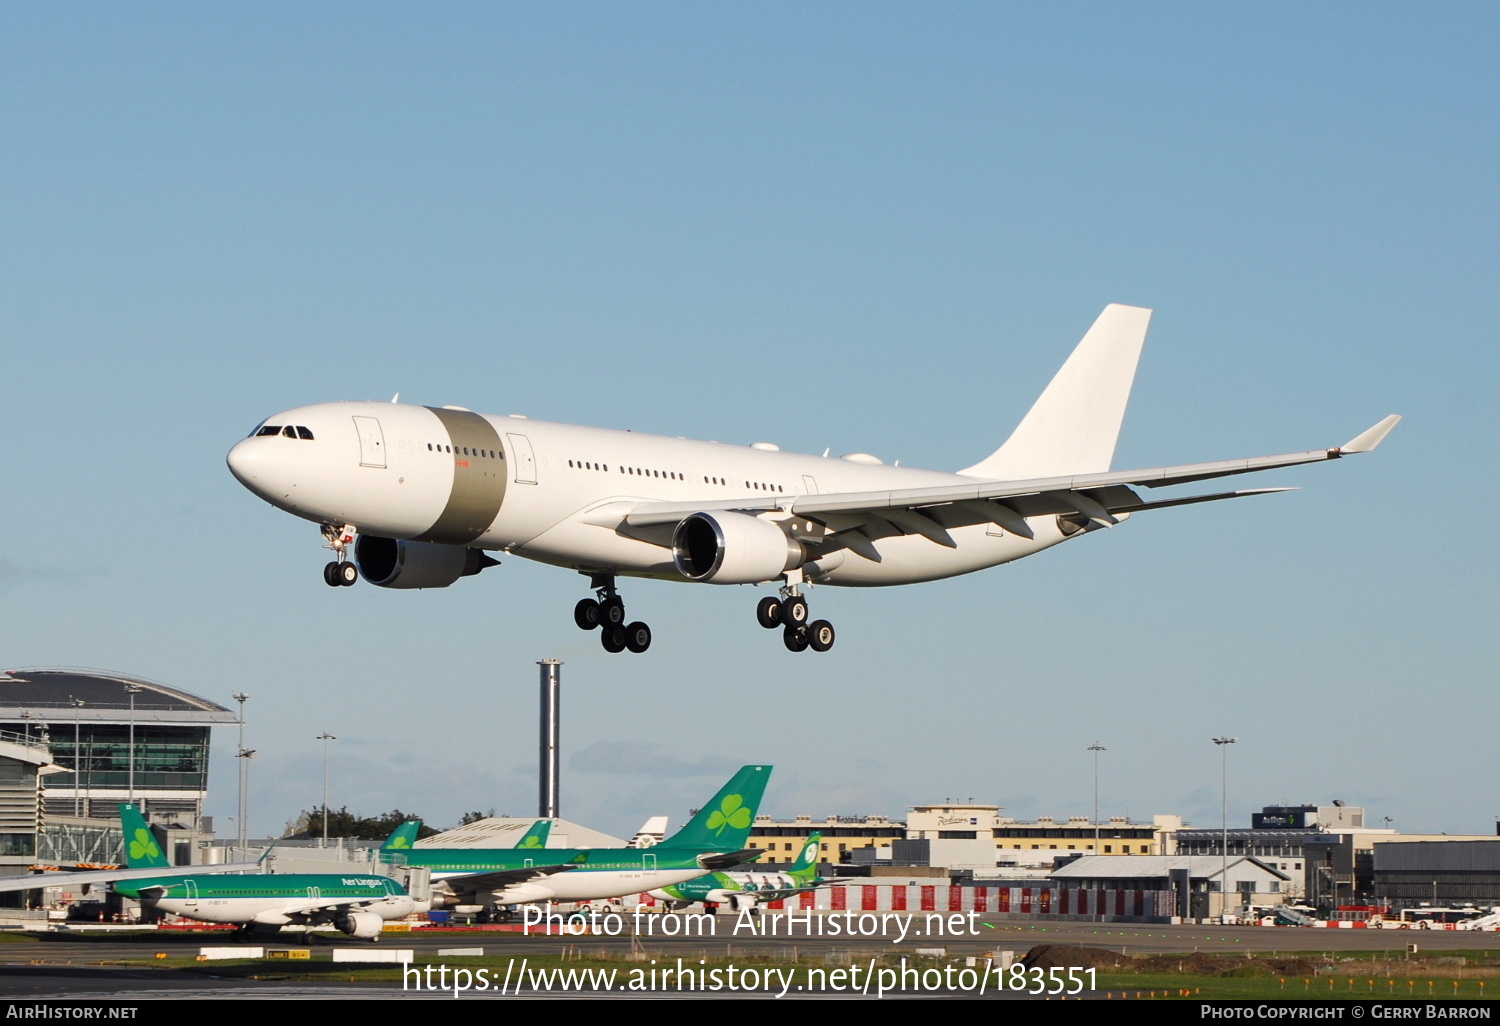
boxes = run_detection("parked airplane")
[0,807,429,938]
[111,806,430,939]
[227,305,1399,653]
[649,830,835,912]
[377,765,770,910]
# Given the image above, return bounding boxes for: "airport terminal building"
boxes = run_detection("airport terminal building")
[0,668,237,870]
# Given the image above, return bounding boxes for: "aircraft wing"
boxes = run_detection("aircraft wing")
[622,417,1401,533]
[0,862,266,895]
[433,863,577,894]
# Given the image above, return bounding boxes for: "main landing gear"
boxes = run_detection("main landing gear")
[574,574,651,654]
[321,524,358,587]
[755,584,835,654]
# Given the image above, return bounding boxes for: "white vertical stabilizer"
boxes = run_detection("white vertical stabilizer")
[958,304,1152,480]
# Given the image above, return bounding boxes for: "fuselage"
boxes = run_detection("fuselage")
[390,844,728,905]
[650,868,809,905]
[227,400,1080,587]
[114,872,417,925]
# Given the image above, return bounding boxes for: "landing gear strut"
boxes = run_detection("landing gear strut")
[321,524,358,587]
[757,574,835,653]
[574,573,651,654]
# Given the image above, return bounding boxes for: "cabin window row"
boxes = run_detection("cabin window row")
[428,443,503,459]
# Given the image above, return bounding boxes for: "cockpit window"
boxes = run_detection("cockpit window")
[296,426,314,440]
[257,426,282,437]
[282,425,297,438]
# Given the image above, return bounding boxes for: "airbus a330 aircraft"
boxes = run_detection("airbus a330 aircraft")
[377,766,769,910]
[227,305,1399,653]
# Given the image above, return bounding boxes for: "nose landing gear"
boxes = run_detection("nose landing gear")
[574,573,651,653]
[321,524,359,587]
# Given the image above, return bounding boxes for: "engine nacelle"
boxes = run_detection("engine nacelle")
[671,512,802,584]
[337,910,385,940]
[355,536,499,589]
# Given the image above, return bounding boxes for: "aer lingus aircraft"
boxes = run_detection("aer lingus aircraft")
[378,765,770,910]
[0,806,429,939]
[227,305,1399,654]
[649,830,835,912]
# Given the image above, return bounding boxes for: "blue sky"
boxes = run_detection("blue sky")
[3,2,1496,840]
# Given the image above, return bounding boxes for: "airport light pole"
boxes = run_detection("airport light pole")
[538,660,562,820]
[124,684,142,808]
[70,698,85,817]
[1087,742,1106,855]
[316,732,337,847]
[1212,736,1237,917]
[231,692,250,854]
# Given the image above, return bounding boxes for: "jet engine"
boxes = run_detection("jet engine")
[355,536,499,589]
[336,910,385,940]
[671,512,802,584]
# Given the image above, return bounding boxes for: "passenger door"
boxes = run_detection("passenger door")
[353,417,387,468]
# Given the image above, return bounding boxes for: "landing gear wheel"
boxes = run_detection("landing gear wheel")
[624,621,652,653]
[782,625,810,653]
[574,598,602,631]
[781,595,809,627]
[338,562,359,586]
[601,626,627,653]
[601,596,627,627]
[755,596,783,629]
[323,562,341,587]
[807,619,836,653]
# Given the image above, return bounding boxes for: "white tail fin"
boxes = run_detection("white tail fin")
[958,304,1151,480]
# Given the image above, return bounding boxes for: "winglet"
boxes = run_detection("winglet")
[1336,415,1401,455]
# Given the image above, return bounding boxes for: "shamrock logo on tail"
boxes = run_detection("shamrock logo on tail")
[705,794,752,837]
[518,836,544,848]
[388,833,412,850]
[129,828,160,862]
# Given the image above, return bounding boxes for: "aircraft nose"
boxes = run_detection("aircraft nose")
[226,438,260,488]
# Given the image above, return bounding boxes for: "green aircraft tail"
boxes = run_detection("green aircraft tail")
[381,819,423,854]
[118,804,170,870]
[514,819,552,849]
[661,765,771,851]
[789,830,822,884]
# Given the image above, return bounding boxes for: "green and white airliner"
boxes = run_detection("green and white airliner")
[380,766,770,908]
[110,805,425,939]
[649,830,837,911]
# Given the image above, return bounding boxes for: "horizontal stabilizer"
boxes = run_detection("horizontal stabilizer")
[699,849,764,871]
[1338,415,1401,454]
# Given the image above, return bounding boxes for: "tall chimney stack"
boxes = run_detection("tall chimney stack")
[538,660,561,819]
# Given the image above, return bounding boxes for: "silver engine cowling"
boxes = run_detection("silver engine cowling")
[355,536,499,589]
[337,910,385,940]
[671,512,802,584]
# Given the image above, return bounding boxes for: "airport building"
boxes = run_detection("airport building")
[0,668,237,827]
[749,814,906,863]
[0,668,237,873]
[753,804,1183,875]
[1372,840,1500,909]
[1050,854,1293,918]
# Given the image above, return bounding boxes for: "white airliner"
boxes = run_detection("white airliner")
[227,305,1399,653]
